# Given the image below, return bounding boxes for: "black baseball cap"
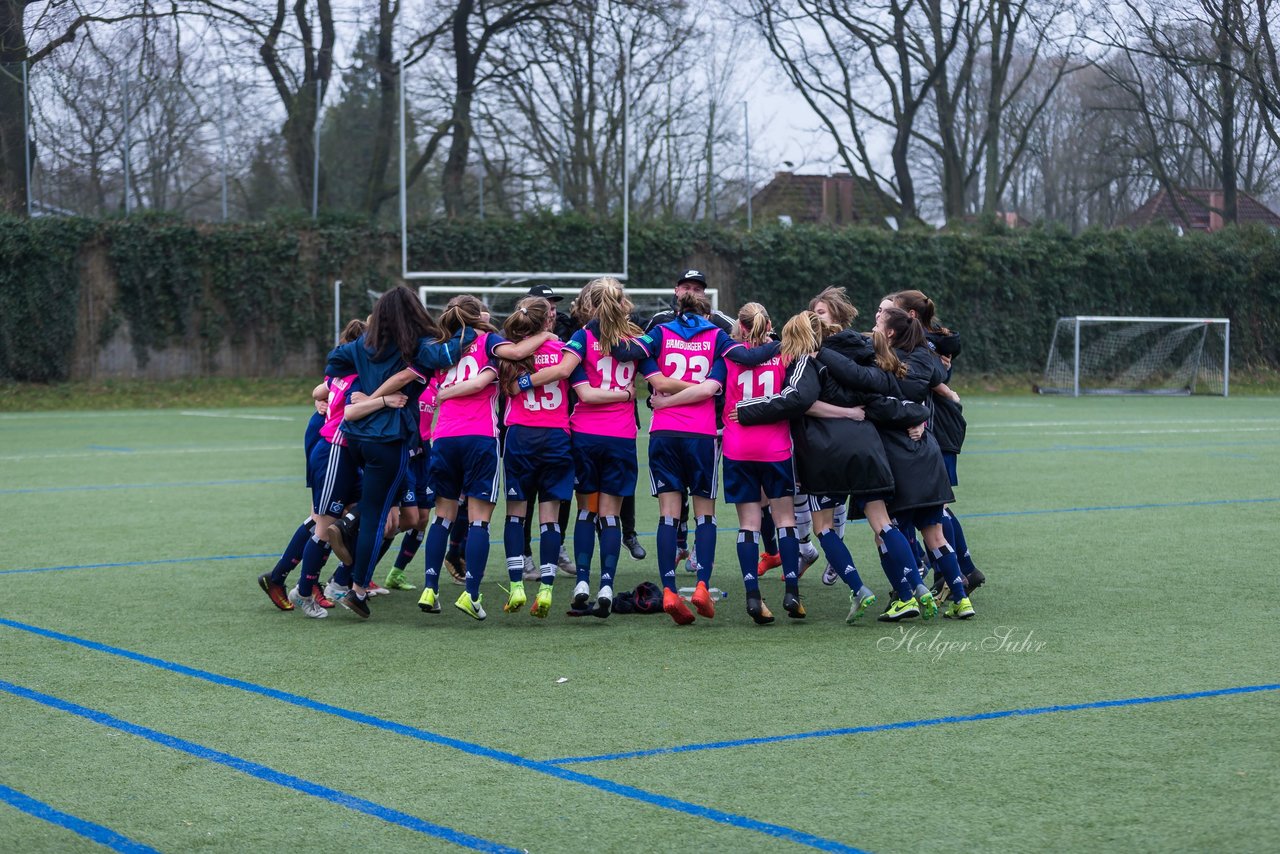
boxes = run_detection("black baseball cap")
[677,269,707,287]
[527,284,563,302]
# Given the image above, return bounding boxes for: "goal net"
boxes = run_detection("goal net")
[1038,316,1230,396]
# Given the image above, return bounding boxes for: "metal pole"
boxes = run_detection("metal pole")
[219,80,228,221]
[122,69,132,215]
[622,48,630,279]
[334,280,342,345]
[559,126,567,213]
[478,172,484,219]
[312,77,321,219]
[398,60,408,279]
[22,61,31,217]
[743,100,751,230]
[1223,320,1230,397]
[1072,317,1081,398]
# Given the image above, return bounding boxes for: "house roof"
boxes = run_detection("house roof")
[1123,188,1280,231]
[748,171,899,226]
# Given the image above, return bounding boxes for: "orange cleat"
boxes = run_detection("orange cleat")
[691,581,716,619]
[662,588,696,625]
[756,552,782,576]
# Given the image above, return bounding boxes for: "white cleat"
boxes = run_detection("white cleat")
[289,586,329,619]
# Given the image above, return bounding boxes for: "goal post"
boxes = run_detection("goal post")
[1038,316,1230,397]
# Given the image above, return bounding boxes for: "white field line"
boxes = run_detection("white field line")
[970,426,1274,438]
[969,418,1276,430]
[0,445,296,462]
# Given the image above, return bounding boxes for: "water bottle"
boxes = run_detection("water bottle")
[677,586,728,601]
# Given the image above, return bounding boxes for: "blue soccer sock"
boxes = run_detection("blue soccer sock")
[598,515,622,590]
[761,507,778,556]
[932,544,967,601]
[422,516,452,592]
[270,519,315,583]
[394,529,424,570]
[737,529,760,593]
[504,515,525,583]
[694,514,717,585]
[538,522,562,585]
[878,525,917,600]
[656,515,679,592]
[574,510,597,586]
[464,520,490,599]
[817,529,864,591]
[777,525,801,595]
[944,509,979,577]
[297,534,331,597]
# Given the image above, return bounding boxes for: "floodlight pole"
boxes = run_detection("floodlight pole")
[122,68,132,215]
[334,280,342,344]
[622,47,630,280]
[219,78,229,221]
[22,60,31,217]
[312,77,321,219]
[398,60,408,279]
[743,100,751,230]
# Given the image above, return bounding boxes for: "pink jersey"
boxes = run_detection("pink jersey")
[416,375,439,443]
[505,339,570,430]
[723,353,791,461]
[320,374,356,447]
[570,327,639,439]
[645,326,723,436]
[433,332,499,439]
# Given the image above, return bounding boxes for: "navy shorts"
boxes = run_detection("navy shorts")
[852,492,894,513]
[648,434,719,499]
[429,436,501,503]
[807,492,849,513]
[722,457,794,505]
[942,452,958,487]
[309,439,359,518]
[304,411,326,490]
[572,433,638,496]
[504,425,574,503]
[400,450,436,510]
[895,505,947,529]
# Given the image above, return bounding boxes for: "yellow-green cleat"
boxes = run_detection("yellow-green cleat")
[417,587,440,613]
[877,596,921,622]
[943,597,976,620]
[454,591,487,621]
[531,583,553,619]
[846,588,877,624]
[917,590,938,620]
[504,581,527,613]
[384,567,416,590]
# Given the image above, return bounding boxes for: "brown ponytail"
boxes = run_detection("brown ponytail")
[498,297,553,396]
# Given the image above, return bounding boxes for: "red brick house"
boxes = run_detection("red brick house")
[748,171,899,227]
[1123,188,1280,232]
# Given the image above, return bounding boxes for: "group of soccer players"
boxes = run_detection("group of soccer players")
[257,270,986,626]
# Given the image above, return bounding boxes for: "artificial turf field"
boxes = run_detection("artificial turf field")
[2,394,1279,853]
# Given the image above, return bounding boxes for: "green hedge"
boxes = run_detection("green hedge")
[1,215,1277,382]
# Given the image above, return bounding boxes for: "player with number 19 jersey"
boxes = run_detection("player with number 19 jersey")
[564,321,643,496]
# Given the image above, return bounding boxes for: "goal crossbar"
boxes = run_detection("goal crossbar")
[417,286,717,312]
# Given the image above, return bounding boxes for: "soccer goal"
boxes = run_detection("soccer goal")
[415,285,718,318]
[1038,316,1230,397]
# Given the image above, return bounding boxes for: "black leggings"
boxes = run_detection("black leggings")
[346,437,408,587]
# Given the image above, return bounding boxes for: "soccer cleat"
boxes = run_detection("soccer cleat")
[258,573,293,611]
[531,583,553,618]
[964,568,986,593]
[572,581,591,610]
[624,534,647,560]
[504,581,527,613]
[454,591,487,621]
[339,591,371,619]
[756,552,782,576]
[662,588,696,625]
[417,588,441,614]
[323,579,350,604]
[288,586,328,619]
[917,589,938,620]
[782,591,806,619]
[820,564,840,586]
[366,581,391,597]
[685,545,698,574]
[557,546,576,577]
[746,592,775,625]
[877,596,921,622]
[383,567,416,590]
[691,581,716,619]
[943,597,976,620]
[798,542,820,577]
[313,587,335,608]
[846,588,877,625]
[446,554,467,585]
[327,515,357,566]
[522,556,539,583]
[930,572,949,603]
[675,546,690,566]
[593,585,613,618]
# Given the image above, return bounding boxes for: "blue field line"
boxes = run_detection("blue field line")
[0,783,159,853]
[0,477,298,495]
[0,618,866,854]
[0,679,521,853]
[546,683,1280,766]
[0,554,276,576]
